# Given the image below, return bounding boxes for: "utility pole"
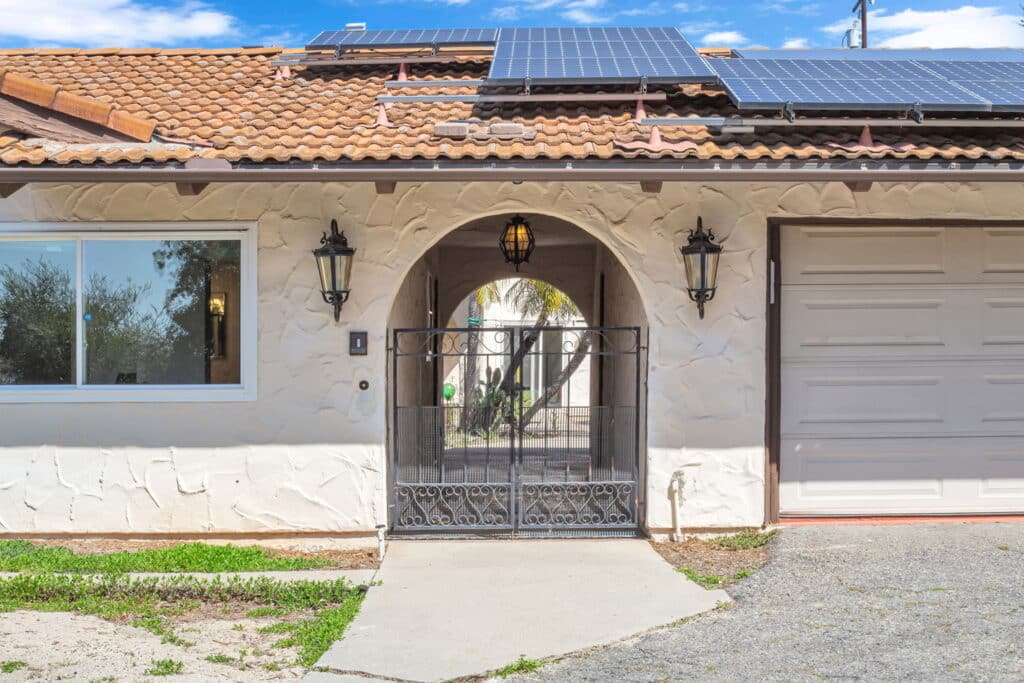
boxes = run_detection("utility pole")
[852,0,869,48]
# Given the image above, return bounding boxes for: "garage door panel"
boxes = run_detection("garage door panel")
[981,227,1024,279]
[981,295,1024,347]
[784,286,1024,359]
[783,362,1024,437]
[781,226,950,285]
[780,437,1024,515]
[780,223,1024,515]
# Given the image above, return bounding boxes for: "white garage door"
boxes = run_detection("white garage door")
[780,224,1024,515]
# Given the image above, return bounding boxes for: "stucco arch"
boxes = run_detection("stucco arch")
[384,207,653,330]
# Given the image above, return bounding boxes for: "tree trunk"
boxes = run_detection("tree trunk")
[498,315,547,398]
[460,299,482,431]
[521,331,592,425]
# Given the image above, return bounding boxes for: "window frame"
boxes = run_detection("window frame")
[0,221,258,403]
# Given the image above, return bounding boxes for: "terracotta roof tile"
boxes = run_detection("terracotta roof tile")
[0,47,1022,166]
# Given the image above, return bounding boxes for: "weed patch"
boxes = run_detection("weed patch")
[263,594,366,667]
[144,659,183,676]
[0,661,27,674]
[495,656,543,678]
[709,530,778,551]
[679,566,756,589]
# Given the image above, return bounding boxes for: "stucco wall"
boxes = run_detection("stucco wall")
[2,180,1021,533]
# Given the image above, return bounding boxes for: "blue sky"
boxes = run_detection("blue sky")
[0,1,1022,49]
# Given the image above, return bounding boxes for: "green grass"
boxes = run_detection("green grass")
[708,530,778,551]
[678,566,754,589]
[144,659,183,676]
[0,573,365,664]
[205,654,234,664]
[494,656,543,678]
[260,593,366,667]
[0,540,330,574]
[0,661,27,674]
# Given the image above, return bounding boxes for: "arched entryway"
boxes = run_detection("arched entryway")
[386,213,649,536]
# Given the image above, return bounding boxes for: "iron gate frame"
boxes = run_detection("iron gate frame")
[389,325,642,535]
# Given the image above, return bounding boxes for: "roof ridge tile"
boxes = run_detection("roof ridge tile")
[0,68,154,141]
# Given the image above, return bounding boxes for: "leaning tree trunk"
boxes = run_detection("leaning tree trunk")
[461,298,483,431]
[521,330,593,425]
[498,315,548,398]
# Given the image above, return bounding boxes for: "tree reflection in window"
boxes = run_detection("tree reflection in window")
[0,242,76,385]
[84,239,241,385]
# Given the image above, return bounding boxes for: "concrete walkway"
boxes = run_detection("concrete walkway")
[314,539,728,682]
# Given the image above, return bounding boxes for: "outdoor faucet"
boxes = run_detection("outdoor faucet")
[670,463,702,543]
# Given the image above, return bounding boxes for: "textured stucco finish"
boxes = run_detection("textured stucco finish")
[2,180,1021,533]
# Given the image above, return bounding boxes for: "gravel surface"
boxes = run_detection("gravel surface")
[507,524,1024,682]
[0,611,304,681]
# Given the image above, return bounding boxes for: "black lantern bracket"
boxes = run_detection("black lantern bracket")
[680,216,722,320]
[314,219,356,322]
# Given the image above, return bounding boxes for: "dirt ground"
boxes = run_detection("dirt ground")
[649,537,771,585]
[26,539,380,570]
[0,610,309,681]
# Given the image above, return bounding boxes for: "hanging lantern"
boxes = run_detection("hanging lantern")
[680,217,722,320]
[313,219,356,321]
[498,214,535,272]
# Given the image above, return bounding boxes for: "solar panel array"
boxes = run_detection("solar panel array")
[308,26,715,84]
[488,27,714,84]
[709,58,992,112]
[307,28,499,50]
[733,48,1024,62]
[306,25,1024,113]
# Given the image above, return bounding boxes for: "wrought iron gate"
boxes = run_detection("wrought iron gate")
[390,326,641,535]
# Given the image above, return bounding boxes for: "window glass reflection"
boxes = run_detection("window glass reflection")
[0,241,76,385]
[83,239,241,385]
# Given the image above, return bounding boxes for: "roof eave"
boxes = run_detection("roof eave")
[0,158,1023,184]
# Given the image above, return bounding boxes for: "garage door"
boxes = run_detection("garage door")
[780,224,1024,515]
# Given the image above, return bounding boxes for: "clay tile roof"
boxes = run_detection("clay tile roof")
[0,67,156,142]
[0,46,1021,167]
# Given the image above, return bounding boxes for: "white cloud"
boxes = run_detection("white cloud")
[703,30,748,45]
[620,2,666,16]
[561,8,611,23]
[759,1,820,16]
[490,5,520,19]
[782,37,809,49]
[0,0,235,47]
[822,5,1024,49]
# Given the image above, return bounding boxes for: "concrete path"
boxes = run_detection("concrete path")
[0,569,378,584]
[314,539,728,682]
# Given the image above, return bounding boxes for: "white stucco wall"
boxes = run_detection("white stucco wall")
[1,180,1021,534]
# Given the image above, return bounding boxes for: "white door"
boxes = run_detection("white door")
[780,224,1024,515]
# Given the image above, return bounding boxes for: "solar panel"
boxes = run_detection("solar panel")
[487,26,716,84]
[948,80,1024,111]
[709,58,991,112]
[308,28,499,50]
[915,61,1024,111]
[915,60,1024,81]
[710,58,940,81]
[734,48,1024,62]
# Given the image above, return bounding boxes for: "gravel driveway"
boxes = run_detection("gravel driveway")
[509,523,1024,682]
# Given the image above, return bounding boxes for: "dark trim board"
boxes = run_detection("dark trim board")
[764,220,781,525]
[763,217,1024,525]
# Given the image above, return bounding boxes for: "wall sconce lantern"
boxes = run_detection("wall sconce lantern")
[499,213,535,272]
[313,219,356,321]
[680,216,722,320]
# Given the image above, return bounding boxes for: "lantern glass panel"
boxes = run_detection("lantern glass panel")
[334,252,354,292]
